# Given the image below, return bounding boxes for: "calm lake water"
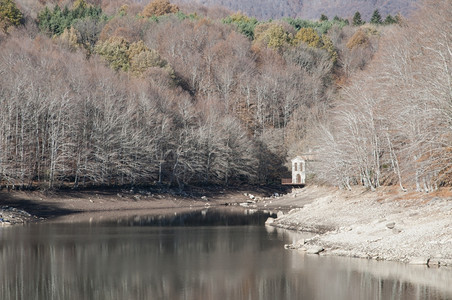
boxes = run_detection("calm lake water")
[0,208,451,300]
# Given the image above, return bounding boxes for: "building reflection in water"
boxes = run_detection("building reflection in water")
[0,209,450,300]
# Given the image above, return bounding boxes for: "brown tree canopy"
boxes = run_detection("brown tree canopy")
[141,0,179,17]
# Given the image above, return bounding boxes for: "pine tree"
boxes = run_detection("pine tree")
[0,0,23,32]
[352,11,364,26]
[384,14,397,25]
[370,9,382,24]
[320,14,328,22]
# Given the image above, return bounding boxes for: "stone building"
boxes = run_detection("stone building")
[291,156,306,184]
[281,156,306,185]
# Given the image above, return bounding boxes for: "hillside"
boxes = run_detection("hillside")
[174,0,419,20]
[0,0,450,192]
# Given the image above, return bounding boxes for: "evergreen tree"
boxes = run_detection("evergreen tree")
[384,14,397,25]
[320,14,328,22]
[0,0,23,32]
[37,2,105,36]
[223,12,258,39]
[370,9,382,24]
[352,11,364,26]
[333,15,349,25]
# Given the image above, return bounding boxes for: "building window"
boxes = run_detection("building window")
[294,163,297,171]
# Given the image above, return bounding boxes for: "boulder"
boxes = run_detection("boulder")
[265,217,275,225]
[277,211,284,218]
[306,246,324,255]
[427,259,440,266]
[386,222,395,229]
[284,244,297,250]
[439,259,452,266]
[294,239,305,248]
[409,257,430,265]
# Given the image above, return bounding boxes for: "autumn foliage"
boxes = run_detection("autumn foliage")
[141,0,179,17]
[0,0,449,191]
[315,0,452,190]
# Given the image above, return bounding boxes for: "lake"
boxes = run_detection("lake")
[0,208,451,299]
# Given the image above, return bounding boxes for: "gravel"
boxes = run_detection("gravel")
[271,186,452,266]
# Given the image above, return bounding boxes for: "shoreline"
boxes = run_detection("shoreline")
[269,186,452,267]
[0,185,292,225]
[2,185,451,268]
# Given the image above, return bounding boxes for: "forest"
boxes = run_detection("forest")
[174,0,418,21]
[0,0,450,191]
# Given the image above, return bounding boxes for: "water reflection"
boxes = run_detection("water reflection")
[49,207,277,227]
[0,209,450,300]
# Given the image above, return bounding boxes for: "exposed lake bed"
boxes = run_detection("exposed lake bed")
[269,186,452,268]
[1,186,451,268]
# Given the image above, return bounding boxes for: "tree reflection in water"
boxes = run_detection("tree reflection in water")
[0,209,450,299]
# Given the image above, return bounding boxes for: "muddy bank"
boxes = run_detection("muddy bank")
[0,186,287,224]
[270,186,452,267]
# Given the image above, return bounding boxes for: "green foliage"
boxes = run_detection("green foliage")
[284,17,347,35]
[292,27,337,63]
[95,37,167,74]
[128,40,167,73]
[223,12,258,39]
[254,23,292,50]
[321,34,337,63]
[333,15,349,25]
[352,11,364,26]
[320,14,328,22]
[174,11,198,21]
[95,36,130,70]
[370,9,382,24]
[72,16,107,52]
[142,11,197,24]
[37,1,105,36]
[0,0,23,33]
[384,14,397,25]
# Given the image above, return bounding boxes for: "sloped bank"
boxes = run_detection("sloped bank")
[0,186,286,224]
[269,186,452,267]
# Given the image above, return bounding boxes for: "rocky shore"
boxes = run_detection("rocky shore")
[0,186,287,224]
[0,206,42,225]
[2,185,451,269]
[268,186,452,267]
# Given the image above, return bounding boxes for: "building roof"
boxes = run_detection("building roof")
[291,156,305,162]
